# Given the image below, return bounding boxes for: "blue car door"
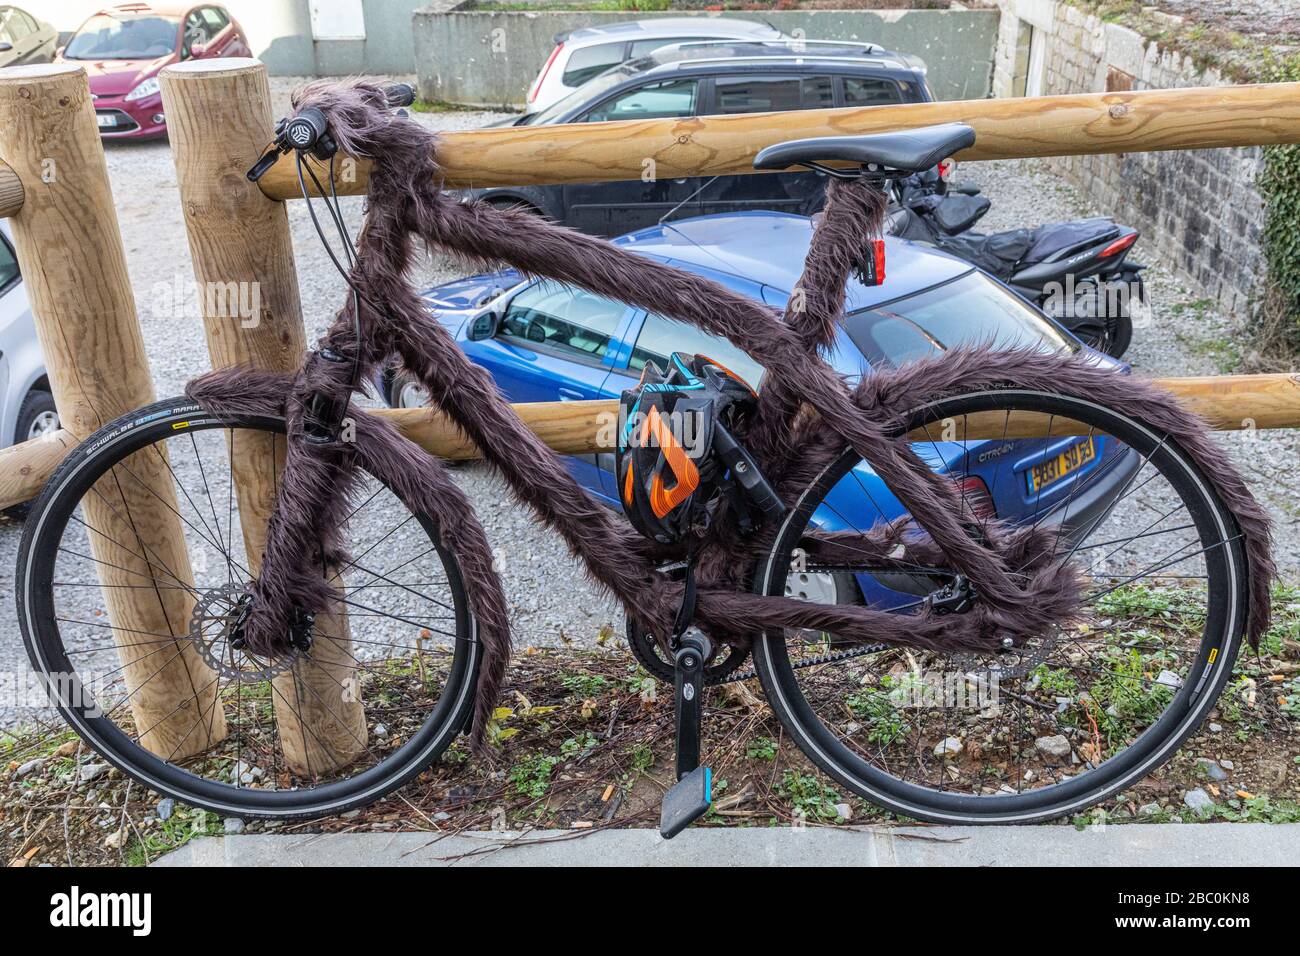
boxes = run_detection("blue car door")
[460,278,632,492]
[598,262,771,501]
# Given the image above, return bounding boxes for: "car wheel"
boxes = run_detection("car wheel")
[16,389,58,442]
[393,372,430,409]
[4,389,59,520]
[488,197,545,218]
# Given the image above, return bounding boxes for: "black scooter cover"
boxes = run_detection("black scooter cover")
[943,228,1033,279]
[929,193,991,234]
[1025,217,1119,262]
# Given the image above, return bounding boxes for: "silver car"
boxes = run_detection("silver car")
[0,5,57,68]
[524,16,784,112]
[0,220,55,464]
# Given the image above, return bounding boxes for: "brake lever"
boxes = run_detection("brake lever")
[246,110,337,183]
[246,143,285,183]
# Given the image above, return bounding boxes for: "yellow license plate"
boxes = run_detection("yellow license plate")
[1027,437,1096,494]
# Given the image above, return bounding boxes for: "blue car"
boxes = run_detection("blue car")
[381,211,1137,607]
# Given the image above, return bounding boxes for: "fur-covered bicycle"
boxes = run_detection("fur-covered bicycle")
[17,81,1273,835]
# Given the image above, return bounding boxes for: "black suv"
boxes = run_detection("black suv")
[464,41,933,235]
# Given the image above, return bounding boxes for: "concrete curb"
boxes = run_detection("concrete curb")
[152,823,1300,867]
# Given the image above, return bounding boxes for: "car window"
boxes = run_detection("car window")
[803,76,835,109]
[562,41,626,87]
[714,74,803,114]
[184,11,210,51]
[627,36,710,58]
[64,14,180,59]
[200,7,229,31]
[630,312,764,389]
[584,79,698,122]
[844,272,1077,368]
[844,76,905,106]
[0,7,29,40]
[500,280,625,363]
[0,236,20,290]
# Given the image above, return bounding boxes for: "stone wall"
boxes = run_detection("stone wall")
[412,8,999,107]
[988,0,1266,315]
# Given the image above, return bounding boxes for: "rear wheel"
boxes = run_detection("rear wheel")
[1049,282,1132,358]
[17,399,480,819]
[754,389,1247,824]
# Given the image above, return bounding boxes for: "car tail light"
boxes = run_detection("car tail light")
[528,43,564,104]
[1099,232,1138,257]
[953,475,996,520]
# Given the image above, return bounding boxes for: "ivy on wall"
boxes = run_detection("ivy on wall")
[1259,53,1300,350]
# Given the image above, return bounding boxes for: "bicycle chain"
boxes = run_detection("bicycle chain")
[715,640,892,684]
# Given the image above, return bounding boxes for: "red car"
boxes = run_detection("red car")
[56,3,251,140]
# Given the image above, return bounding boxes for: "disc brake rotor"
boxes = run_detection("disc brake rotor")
[189,582,298,681]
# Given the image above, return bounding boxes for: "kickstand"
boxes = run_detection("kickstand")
[659,630,714,839]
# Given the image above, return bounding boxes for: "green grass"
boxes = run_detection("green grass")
[745,736,777,761]
[845,675,911,746]
[125,807,222,867]
[1031,664,1079,697]
[778,770,844,822]
[509,752,562,799]
[1212,794,1300,824]
[1088,647,1176,748]
[560,673,609,698]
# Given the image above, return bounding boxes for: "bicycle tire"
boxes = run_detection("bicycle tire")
[753,388,1247,824]
[17,398,481,819]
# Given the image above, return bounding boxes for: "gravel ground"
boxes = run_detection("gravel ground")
[1,81,1297,726]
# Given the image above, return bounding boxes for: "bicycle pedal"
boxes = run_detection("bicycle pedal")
[659,765,712,839]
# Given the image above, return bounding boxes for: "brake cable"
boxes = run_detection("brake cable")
[295,151,372,414]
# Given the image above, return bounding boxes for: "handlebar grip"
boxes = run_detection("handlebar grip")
[384,83,416,108]
[285,107,327,150]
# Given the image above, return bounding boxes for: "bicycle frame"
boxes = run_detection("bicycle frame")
[186,79,1275,752]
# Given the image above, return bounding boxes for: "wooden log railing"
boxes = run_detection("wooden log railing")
[159,58,368,775]
[254,80,1300,196]
[0,64,225,758]
[3,371,1298,513]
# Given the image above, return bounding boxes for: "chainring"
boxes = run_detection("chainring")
[188,582,298,681]
[625,614,750,686]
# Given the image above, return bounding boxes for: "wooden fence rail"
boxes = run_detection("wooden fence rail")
[4,371,1298,513]
[253,80,1300,195]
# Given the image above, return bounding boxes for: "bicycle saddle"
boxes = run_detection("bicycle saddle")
[753,123,975,175]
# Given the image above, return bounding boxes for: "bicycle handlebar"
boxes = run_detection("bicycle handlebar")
[246,83,416,183]
[384,83,416,108]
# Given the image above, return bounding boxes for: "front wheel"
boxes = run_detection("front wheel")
[17,398,481,819]
[753,389,1247,824]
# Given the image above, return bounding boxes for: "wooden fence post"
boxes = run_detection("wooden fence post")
[0,64,224,757]
[160,57,366,775]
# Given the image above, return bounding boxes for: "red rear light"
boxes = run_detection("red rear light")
[1099,232,1138,257]
[954,475,996,520]
[938,158,956,180]
[528,43,564,104]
